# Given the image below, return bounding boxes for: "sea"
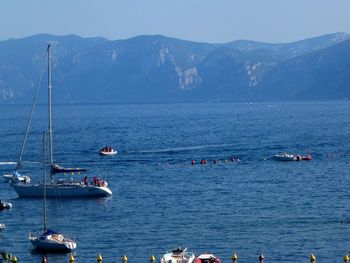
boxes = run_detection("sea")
[0,101,349,263]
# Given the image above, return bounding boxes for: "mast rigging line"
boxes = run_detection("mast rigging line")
[16,46,49,171]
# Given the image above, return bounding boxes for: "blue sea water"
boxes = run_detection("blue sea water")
[0,101,349,263]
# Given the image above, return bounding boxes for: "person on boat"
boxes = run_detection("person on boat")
[98,179,102,187]
[93,176,97,185]
[82,176,88,185]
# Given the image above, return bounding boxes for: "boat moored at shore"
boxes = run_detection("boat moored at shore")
[195,253,221,263]
[161,247,195,263]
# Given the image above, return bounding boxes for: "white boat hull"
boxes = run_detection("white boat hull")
[11,182,112,198]
[3,174,31,183]
[161,249,195,263]
[100,151,118,156]
[273,153,297,161]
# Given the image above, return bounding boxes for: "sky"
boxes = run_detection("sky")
[1,0,350,44]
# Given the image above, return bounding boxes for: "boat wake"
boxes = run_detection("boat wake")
[0,162,17,165]
[134,143,236,154]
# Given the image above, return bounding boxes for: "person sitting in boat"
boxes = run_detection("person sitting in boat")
[93,176,98,185]
[82,176,88,186]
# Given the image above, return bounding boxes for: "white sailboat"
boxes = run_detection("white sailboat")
[29,229,76,251]
[29,132,77,251]
[11,44,112,198]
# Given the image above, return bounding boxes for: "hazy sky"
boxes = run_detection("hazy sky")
[1,0,350,43]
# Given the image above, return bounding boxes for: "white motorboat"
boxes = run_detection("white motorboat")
[161,247,195,263]
[29,132,77,252]
[0,200,12,210]
[273,153,298,161]
[3,173,30,183]
[195,253,221,263]
[100,146,118,156]
[10,44,112,198]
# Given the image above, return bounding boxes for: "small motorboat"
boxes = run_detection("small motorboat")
[100,146,118,156]
[0,224,5,231]
[161,247,195,263]
[0,200,12,210]
[3,173,31,183]
[273,153,297,161]
[195,253,221,263]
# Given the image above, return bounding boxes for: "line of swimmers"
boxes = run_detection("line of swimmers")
[157,157,240,167]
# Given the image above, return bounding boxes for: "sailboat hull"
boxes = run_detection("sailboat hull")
[11,183,112,198]
[30,239,76,251]
[30,233,77,251]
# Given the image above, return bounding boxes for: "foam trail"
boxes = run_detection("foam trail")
[0,161,17,165]
[135,143,236,154]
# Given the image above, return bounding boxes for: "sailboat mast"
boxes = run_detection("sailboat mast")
[47,44,53,179]
[42,131,47,233]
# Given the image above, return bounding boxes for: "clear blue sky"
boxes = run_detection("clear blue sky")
[1,0,350,43]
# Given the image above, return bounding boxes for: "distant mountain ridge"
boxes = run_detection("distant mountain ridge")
[0,32,349,103]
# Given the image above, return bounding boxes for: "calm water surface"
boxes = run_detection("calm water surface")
[0,102,349,262]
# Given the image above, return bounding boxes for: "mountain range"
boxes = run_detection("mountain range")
[0,32,349,103]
